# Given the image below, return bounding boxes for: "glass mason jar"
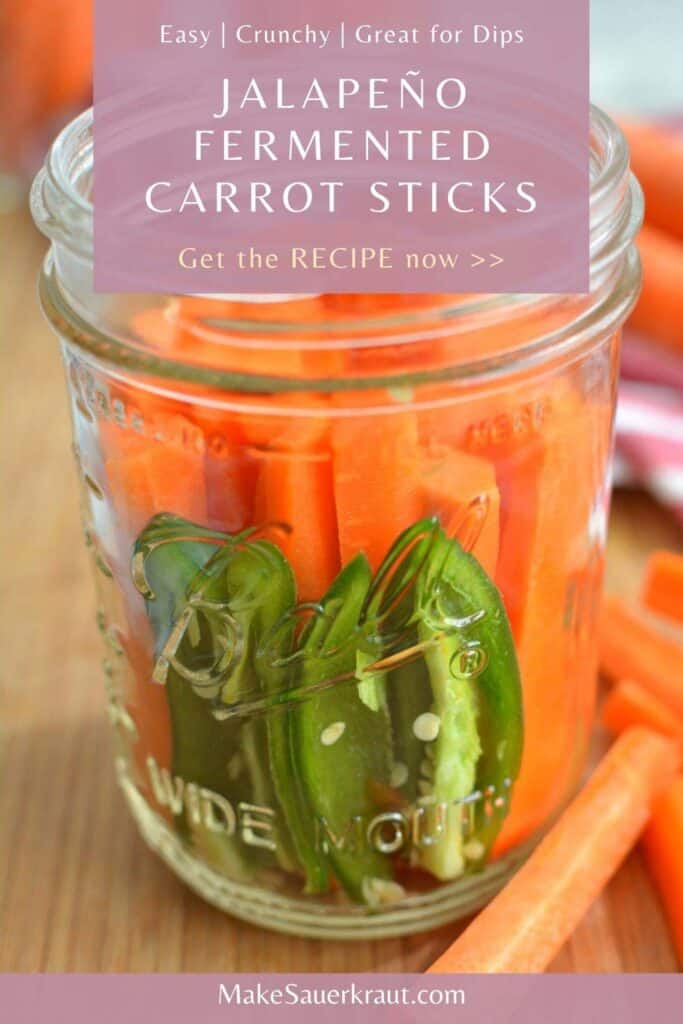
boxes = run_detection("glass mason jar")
[31,107,642,939]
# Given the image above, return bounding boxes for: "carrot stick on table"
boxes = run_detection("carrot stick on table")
[427,728,678,974]
[620,120,683,242]
[599,594,683,720]
[642,550,683,626]
[642,777,683,967]
[602,679,683,742]
[628,224,683,353]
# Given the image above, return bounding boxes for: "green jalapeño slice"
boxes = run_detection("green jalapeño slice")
[132,512,523,904]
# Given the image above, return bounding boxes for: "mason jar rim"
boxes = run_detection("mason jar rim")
[31,105,643,393]
[33,105,637,279]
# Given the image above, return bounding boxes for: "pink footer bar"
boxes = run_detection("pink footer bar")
[2,974,682,1023]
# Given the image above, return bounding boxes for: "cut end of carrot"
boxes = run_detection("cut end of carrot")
[607,727,680,802]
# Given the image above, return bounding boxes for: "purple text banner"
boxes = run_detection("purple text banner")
[94,0,589,294]
[3,974,683,1023]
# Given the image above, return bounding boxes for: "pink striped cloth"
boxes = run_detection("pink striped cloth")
[613,332,683,523]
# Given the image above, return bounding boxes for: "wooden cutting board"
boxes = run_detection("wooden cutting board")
[0,208,680,972]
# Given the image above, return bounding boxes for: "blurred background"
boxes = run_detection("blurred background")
[592,0,683,114]
[592,0,683,525]
[0,0,681,974]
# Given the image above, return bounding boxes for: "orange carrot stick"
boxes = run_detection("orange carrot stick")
[496,390,611,852]
[332,410,422,572]
[642,777,683,967]
[628,224,683,353]
[253,449,341,602]
[620,120,683,242]
[602,679,683,742]
[103,426,208,539]
[427,728,679,974]
[642,550,683,626]
[599,594,683,720]
[421,448,500,577]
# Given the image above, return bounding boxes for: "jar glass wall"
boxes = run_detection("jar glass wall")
[31,108,642,938]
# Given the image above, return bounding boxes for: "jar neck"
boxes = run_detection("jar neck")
[31,106,642,390]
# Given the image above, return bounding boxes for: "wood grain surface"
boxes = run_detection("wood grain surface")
[1,208,681,973]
